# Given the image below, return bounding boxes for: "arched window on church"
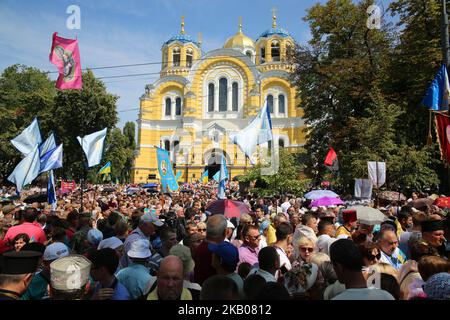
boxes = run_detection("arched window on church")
[271,41,280,62]
[175,97,182,116]
[279,138,285,148]
[278,94,285,115]
[260,47,266,64]
[173,47,180,67]
[245,50,252,59]
[164,140,170,151]
[173,140,179,151]
[186,48,193,68]
[219,77,228,112]
[208,83,215,112]
[162,49,168,69]
[286,43,293,60]
[165,98,171,116]
[232,82,238,111]
[267,94,274,114]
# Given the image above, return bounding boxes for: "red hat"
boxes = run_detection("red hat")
[342,210,357,223]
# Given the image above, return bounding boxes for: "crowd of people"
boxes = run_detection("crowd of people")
[0,183,449,300]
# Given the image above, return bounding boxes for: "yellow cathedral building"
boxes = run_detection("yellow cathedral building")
[131,13,306,184]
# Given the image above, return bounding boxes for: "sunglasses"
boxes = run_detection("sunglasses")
[367,253,381,261]
[300,247,314,253]
[248,235,261,240]
[198,228,206,232]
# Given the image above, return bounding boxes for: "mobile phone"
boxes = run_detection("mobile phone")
[280,265,288,275]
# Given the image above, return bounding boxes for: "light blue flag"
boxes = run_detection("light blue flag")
[11,118,42,156]
[229,101,273,164]
[39,133,56,157]
[218,156,229,199]
[212,170,220,181]
[48,170,57,210]
[77,128,107,167]
[40,144,63,173]
[156,147,179,192]
[7,145,41,192]
[422,64,450,111]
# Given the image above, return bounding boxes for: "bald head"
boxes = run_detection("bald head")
[378,229,398,256]
[157,255,184,300]
[206,214,227,243]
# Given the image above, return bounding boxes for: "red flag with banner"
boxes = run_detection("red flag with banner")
[435,112,450,164]
[61,181,76,192]
[49,32,82,90]
[324,147,339,171]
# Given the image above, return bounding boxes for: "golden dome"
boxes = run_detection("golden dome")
[224,31,255,49]
[224,18,254,49]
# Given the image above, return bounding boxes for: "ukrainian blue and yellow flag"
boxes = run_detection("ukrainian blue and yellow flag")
[201,169,209,183]
[156,147,179,192]
[98,161,111,175]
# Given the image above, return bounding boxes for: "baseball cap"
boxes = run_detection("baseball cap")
[127,239,152,259]
[226,220,235,229]
[169,244,195,275]
[87,229,104,245]
[140,212,164,227]
[208,241,239,270]
[50,255,91,290]
[259,219,270,235]
[97,236,123,250]
[0,251,42,274]
[44,242,69,261]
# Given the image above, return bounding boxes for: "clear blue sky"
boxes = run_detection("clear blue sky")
[0,0,392,128]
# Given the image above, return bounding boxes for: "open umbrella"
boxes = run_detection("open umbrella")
[142,183,158,188]
[23,193,48,204]
[407,198,434,209]
[304,190,339,200]
[205,199,251,218]
[348,206,387,226]
[433,197,450,208]
[310,197,344,207]
[378,191,406,202]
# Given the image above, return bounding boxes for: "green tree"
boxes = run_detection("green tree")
[103,128,129,182]
[386,0,442,145]
[291,0,394,183]
[0,64,55,182]
[239,149,310,196]
[122,121,136,182]
[52,70,118,180]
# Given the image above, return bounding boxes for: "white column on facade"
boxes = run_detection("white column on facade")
[214,85,219,112]
[227,84,232,112]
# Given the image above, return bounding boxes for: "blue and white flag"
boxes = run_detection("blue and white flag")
[217,156,229,199]
[40,144,63,173]
[77,128,107,167]
[229,101,273,164]
[48,170,57,210]
[156,147,179,192]
[7,145,41,192]
[11,118,42,156]
[212,170,220,181]
[422,64,450,111]
[39,132,56,157]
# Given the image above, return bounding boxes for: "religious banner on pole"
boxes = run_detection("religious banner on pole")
[49,32,83,90]
[435,112,450,164]
[354,179,373,199]
[61,180,76,192]
[367,161,386,188]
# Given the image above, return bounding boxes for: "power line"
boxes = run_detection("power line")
[45,51,290,75]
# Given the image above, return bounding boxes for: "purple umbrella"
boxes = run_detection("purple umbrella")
[310,197,344,207]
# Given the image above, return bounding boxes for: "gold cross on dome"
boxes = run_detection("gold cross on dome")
[181,16,185,34]
[238,16,243,33]
[272,7,277,28]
